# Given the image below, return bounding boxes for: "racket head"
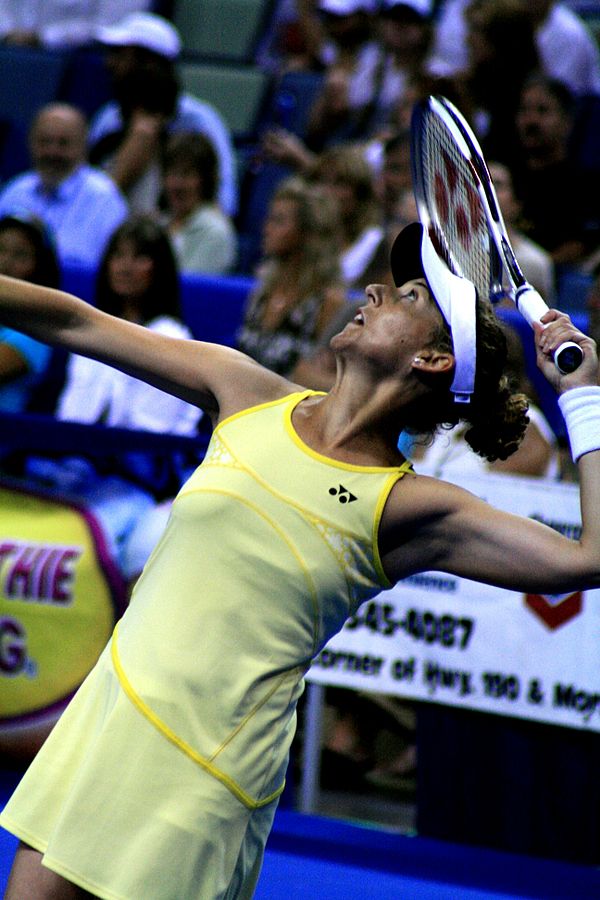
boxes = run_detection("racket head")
[410,95,505,304]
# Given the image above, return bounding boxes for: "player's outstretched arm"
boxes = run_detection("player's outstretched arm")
[0,274,293,421]
[381,312,600,594]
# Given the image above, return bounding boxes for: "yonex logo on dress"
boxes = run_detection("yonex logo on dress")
[328,485,357,504]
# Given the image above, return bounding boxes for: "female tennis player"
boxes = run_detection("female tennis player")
[1,222,600,899]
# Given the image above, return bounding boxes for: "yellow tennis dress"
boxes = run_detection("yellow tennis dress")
[0,391,412,900]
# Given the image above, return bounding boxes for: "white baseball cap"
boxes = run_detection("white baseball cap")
[96,12,182,60]
[390,222,477,404]
[318,0,378,14]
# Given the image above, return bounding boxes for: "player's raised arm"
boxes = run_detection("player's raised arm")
[0,274,292,422]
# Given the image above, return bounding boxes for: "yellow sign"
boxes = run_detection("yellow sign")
[0,484,125,725]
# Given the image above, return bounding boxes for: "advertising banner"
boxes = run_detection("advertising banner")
[0,483,126,752]
[308,473,600,732]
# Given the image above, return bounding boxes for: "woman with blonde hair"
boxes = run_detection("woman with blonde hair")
[237,175,347,376]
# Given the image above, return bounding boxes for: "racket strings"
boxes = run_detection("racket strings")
[421,113,492,302]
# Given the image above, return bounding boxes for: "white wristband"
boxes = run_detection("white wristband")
[558,386,600,462]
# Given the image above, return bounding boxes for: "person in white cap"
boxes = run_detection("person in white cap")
[2,222,600,899]
[88,12,239,217]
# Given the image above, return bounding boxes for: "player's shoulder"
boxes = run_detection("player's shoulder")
[212,346,303,422]
[383,468,479,531]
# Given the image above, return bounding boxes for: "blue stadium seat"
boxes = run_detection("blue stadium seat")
[261,70,325,137]
[180,272,253,345]
[58,47,113,121]
[0,46,71,181]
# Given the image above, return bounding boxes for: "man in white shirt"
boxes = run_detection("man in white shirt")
[0,103,128,268]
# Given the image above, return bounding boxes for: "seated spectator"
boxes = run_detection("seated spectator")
[89,12,238,217]
[0,0,151,48]
[510,75,600,266]
[429,0,600,98]
[361,0,436,134]
[308,143,387,289]
[293,0,379,81]
[160,132,237,275]
[317,0,437,143]
[237,176,346,377]
[458,0,541,163]
[26,215,202,579]
[488,160,556,305]
[0,103,128,269]
[255,0,314,75]
[527,0,600,98]
[0,213,60,413]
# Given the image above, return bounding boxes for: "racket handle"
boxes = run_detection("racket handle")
[515,286,583,374]
[515,285,549,327]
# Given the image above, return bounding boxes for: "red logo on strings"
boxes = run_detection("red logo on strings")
[465,181,481,231]
[434,173,449,225]
[455,206,470,249]
[442,151,458,196]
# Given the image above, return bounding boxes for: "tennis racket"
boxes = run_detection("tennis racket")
[410,94,582,375]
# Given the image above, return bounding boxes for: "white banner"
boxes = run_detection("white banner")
[307,472,600,732]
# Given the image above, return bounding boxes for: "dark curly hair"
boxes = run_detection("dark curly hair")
[403,300,529,462]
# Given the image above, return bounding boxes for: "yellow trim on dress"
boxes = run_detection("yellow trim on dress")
[283,394,412,473]
[216,390,316,433]
[372,470,412,588]
[110,625,285,810]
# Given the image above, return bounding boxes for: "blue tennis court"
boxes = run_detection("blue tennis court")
[3,766,600,899]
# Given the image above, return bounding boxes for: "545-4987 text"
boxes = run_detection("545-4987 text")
[345,601,474,650]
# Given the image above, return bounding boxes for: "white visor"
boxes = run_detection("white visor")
[390,222,477,403]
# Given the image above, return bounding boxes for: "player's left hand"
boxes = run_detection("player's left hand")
[534,310,598,393]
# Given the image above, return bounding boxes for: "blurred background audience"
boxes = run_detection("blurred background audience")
[509,75,600,268]
[487,160,556,305]
[307,142,387,288]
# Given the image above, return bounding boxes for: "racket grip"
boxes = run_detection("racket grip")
[516,286,583,374]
